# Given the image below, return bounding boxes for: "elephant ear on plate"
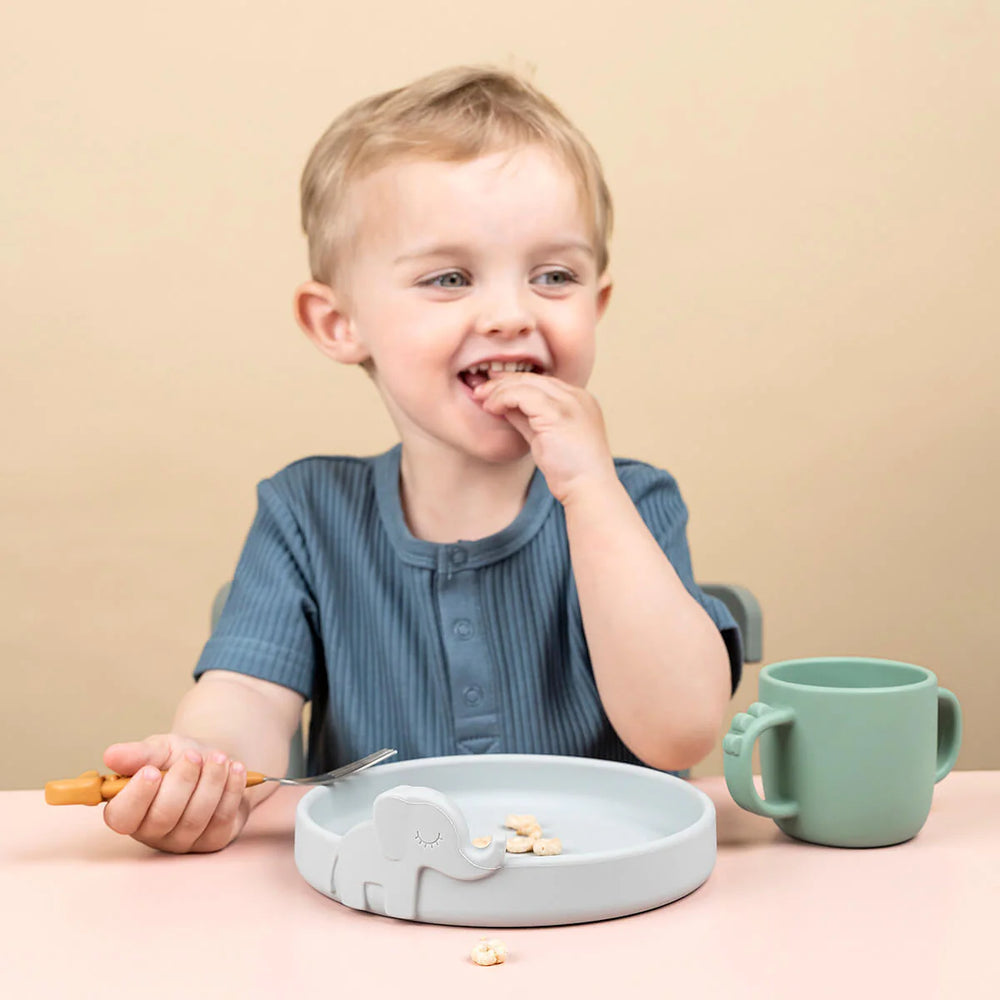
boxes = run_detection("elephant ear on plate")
[372,785,419,860]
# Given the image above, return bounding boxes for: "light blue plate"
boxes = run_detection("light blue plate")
[295,753,716,926]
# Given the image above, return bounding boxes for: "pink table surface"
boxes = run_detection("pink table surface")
[2,772,997,999]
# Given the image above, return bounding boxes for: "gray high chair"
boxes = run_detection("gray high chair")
[209,580,762,778]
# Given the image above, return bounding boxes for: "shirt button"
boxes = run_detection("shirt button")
[463,685,483,706]
[453,618,474,640]
[449,547,467,567]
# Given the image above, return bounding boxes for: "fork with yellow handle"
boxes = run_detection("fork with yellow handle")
[44,747,397,805]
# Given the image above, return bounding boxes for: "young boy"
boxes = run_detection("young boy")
[103,66,742,854]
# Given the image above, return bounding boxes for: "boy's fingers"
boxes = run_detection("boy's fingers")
[103,766,162,836]
[103,736,173,776]
[159,752,233,853]
[131,750,204,845]
[481,387,559,432]
[499,407,534,442]
[192,761,248,852]
[479,381,533,411]
[477,370,568,401]
[479,379,570,418]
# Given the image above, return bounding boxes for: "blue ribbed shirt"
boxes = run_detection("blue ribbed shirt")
[194,445,741,774]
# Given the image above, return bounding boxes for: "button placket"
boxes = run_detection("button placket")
[435,549,500,753]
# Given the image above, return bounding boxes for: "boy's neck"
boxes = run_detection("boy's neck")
[398,447,537,544]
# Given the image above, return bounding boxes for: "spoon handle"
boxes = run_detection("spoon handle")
[44,769,267,805]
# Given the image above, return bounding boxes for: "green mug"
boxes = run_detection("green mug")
[723,657,962,848]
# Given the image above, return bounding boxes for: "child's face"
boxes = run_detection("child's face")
[334,145,610,465]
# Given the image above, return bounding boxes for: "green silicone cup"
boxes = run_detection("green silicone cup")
[723,657,962,848]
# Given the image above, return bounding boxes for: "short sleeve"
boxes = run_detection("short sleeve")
[193,479,321,698]
[618,461,743,694]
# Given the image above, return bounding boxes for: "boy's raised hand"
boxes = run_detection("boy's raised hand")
[102,735,250,853]
[474,372,617,504]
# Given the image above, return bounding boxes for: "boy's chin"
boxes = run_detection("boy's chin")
[468,427,532,465]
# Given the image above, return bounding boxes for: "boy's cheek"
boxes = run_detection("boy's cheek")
[557,352,596,390]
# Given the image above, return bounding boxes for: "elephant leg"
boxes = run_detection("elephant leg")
[383,874,420,921]
[336,877,376,912]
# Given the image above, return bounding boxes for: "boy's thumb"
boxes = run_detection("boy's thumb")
[103,737,173,776]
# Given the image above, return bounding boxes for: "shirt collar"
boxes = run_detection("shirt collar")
[373,444,555,569]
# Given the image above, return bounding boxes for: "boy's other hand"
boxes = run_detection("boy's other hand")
[102,735,249,854]
[474,372,617,504]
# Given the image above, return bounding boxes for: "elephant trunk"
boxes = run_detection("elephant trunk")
[448,834,506,879]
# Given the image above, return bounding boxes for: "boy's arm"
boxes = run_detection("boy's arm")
[476,373,732,772]
[103,671,305,852]
[172,670,305,799]
[562,481,732,771]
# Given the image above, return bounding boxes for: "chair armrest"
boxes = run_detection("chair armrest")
[699,583,763,664]
[210,581,233,632]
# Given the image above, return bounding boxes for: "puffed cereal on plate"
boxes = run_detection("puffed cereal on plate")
[532,837,562,856]
[503,811,562,854]
[504,813,538,835]
[505,835,535,854]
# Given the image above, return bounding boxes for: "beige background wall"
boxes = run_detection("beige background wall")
[3,2,998,789]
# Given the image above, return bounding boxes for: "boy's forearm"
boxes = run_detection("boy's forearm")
[171,673,300,807]
[563,479,732,771]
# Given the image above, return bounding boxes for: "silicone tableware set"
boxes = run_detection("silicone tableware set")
[46,656,962,927]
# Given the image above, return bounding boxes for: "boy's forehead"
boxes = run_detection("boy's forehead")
[349,147,594,251]
[362,145,579,190]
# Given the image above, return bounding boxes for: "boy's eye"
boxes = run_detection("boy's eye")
[421,270,470,288]
[532,269,577,287]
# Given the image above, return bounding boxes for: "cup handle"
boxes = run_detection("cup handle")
[935,687,962,782]
[723,702,798,819]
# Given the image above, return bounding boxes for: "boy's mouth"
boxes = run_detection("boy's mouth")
[458,360,544,389]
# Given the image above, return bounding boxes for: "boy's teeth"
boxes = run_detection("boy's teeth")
[465,360,538,375]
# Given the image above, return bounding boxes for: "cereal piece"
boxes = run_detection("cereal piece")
[470,938,507,966]
[486,938,507,962]
[471,836,492,848]
[504,814,539,835]
[532,837,562,856]
[505,835,535,854]
[523,823,542,840]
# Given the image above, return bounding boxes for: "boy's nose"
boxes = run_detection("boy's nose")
[474,290,535,339]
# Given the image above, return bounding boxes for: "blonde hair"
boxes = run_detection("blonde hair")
[300,66,613,283]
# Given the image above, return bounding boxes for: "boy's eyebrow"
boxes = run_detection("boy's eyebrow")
[535,240,596,259]
[394,239,595,265]
[394,244,468,264]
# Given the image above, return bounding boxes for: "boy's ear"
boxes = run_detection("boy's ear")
[595,274,613,320]
[293,281,370,365]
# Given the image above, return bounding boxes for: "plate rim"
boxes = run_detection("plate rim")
[297,752,716,866]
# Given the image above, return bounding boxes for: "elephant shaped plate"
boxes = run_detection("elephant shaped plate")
[295,753,715,926]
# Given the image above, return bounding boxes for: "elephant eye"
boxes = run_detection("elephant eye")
[414,829,442,847]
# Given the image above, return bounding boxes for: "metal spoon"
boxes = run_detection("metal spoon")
[45,747,397,805]
[244,747,397,787]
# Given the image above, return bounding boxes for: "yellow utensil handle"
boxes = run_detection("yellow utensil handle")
[44,769,266,805]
